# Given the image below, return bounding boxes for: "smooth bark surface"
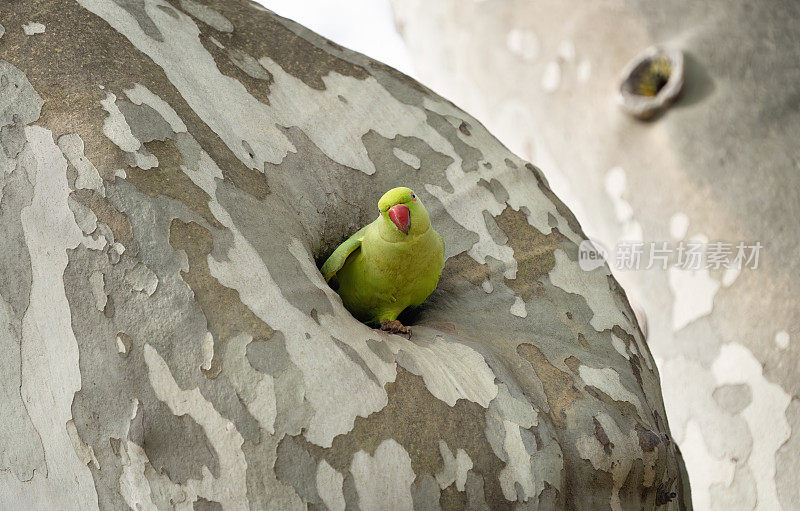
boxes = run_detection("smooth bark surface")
[390,0,799,509]
[0,1,687,509]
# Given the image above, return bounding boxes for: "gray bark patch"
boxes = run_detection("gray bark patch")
[143,399,220,483]
[274,435,320,505]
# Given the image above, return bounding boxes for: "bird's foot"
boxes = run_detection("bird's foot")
[379,320,412,339]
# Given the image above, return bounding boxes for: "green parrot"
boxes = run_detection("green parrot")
[321,186,445,338]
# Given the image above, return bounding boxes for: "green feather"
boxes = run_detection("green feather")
[321,225,367,283]
[321,187,445,325]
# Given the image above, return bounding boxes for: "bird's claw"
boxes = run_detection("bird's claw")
[379,320,412,339]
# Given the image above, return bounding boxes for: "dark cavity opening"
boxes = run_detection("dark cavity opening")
[632,56,673,97]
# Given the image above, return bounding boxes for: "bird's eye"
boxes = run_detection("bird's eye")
[411,193,417,201]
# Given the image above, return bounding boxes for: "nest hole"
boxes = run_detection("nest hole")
[631,56,673,97]
[618,46,684,119]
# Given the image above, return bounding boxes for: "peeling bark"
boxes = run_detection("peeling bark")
[0,1,687,509]
[391,0,798,509]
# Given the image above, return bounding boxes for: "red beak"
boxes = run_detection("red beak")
[388,204,411,234]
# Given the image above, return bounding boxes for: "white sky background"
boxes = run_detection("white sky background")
[254,0,416,77]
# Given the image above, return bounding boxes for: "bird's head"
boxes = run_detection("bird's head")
[378,186,430,238]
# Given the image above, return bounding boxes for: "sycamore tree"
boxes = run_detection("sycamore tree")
[0,1,688,509]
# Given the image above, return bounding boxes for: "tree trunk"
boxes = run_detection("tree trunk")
[0,1,687,509]
[390,0,798,509]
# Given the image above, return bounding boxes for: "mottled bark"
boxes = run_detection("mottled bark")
[390,0,798,509]
[0,1,686,509]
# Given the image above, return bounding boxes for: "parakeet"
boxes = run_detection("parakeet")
[321,187,445,338]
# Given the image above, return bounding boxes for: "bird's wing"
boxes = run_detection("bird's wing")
[321,225,368,282]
